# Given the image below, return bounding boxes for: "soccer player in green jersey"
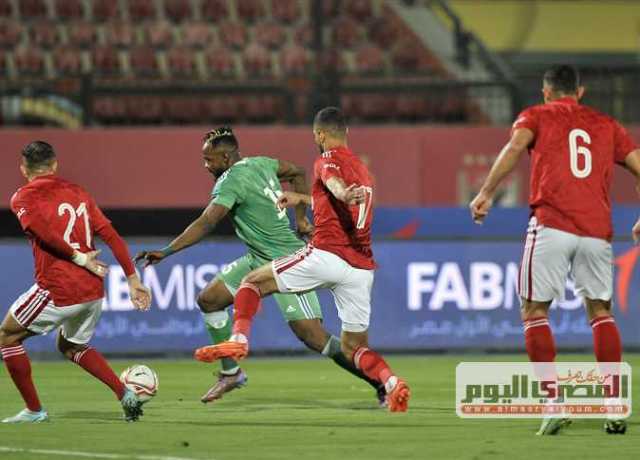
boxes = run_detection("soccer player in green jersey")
[136,127,384,405]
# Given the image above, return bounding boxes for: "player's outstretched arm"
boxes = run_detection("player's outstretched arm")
[134,202,230,267]
[470,128,534,224]
[277,159,313,236]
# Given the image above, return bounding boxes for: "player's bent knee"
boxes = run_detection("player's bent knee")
[196,292,225,313]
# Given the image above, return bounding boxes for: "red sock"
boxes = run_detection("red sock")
[523,316,556,362]
[591,316,622,362]
[353,347,394,386]
[70,348,126,400]
[1,344,42,411]
[232,283,261,338]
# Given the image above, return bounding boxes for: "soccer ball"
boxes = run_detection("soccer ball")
[120,364,158,403]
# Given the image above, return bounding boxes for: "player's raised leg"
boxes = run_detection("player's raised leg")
[196,276,247,403]
[0,308,47,423]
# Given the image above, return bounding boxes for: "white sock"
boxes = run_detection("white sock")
[202,310,229,329]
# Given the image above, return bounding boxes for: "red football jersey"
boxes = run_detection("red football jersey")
[11,175,117,306]
[513,97,636,240]
[311,146,376,270]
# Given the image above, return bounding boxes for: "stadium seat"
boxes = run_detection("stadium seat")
[358,94,396,121]
[0,20,22,48]
[219,21,247,50]
[55,0,84,20]
[92,46,122,77]
[204,46,236,79]
[126,96,163,123]
[280,44,310,76]
[244,95,283,122]
[164,0,193,23]
[128,0,157,21]
[202,96,240,123]
[395,95,430,121]
[30,22,59,49]
[272,0,300,23]
[368,16,400,48]
[254,22,286,50]
[0,0,12,18]
[129,47,160,78]
[19,0,48,19]
[332,16,362,48]
[92,97,127,123]
[164,97,203,123]
[293,22,312,46]
[236,0,265,23]
[92,0,120,21]
[0,50,6,76]
[322,0,341,18]
[166,46,196,79]
[201,0,229,21]
[346,0,373,20]
[181,22,213,48]
[104,21,135,48]
[243,43,273,78]
[354,45,385,75]
[14,47,45,77]
[392,39,431,73]
[144,21,174,49]
[52,48,83,76]
[67,21,97,48]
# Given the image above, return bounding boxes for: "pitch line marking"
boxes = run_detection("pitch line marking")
[0,446,205,460]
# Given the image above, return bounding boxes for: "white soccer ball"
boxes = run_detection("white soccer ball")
[120,364,158,403]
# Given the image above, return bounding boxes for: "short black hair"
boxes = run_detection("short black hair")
[543,65,580,94]
[22,141,56,170]
[203,126,239,152]
[313,107,347,137]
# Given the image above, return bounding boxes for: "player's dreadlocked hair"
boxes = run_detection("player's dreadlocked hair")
[314,107,347,138]
[203,126,239,152]
[543,65,580,94]
[22,141,56,171]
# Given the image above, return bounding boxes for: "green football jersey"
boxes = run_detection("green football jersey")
[211,156,305,262]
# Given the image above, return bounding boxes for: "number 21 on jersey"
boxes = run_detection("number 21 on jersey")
[569,128,592,179]
[58,202,91,249]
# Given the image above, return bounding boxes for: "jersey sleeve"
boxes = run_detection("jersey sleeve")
[88,196,112,233]
[314,155,343,185]
[613,121,637,163]
[511,108,539,137]
[254,156,280,175]
[211,170,245,210]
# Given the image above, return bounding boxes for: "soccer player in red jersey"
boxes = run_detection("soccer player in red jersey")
[0,141,152,423]
[195,107,411,412]
[470,66,640,435]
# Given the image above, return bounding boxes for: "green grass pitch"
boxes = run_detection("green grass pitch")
[0,354,638,460]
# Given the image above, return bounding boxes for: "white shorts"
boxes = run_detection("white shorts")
[518,217,613,303]
[271,245,374,332]
[10,284,103,344]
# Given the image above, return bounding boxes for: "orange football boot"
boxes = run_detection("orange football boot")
[195,341,249,363]
[386,379,410,413]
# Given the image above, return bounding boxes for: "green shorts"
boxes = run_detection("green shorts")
[216,253,322,322]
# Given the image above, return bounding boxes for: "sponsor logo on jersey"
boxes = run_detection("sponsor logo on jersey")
[17,208,26,219]
[323,163,340,170]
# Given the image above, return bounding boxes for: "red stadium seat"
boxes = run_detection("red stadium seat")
[293,22,312,46]
[92,46,122,77]
[0,20,22,48]
[204,46,236,79]
[392,40,432,73]
[219,22,247,49]
[322,0,341,18]
[104,21,135,48]
[236,0,265,23]
[14,47,45,76]
[19,0,47,19]
[144,21,174,49]
[346,0,373,20]
[396,95,430,121]
[202,96,241,123]
[164,98,203,123]
[30,22,59,48]
[92,0,120,21]
[55,0,83,20]
[319,49,348,74]
[354,45,385,75]
[357,94,395,121]
[0,0,12,18]
[0,50,6,75]
[181,22,213,48]
[243,43,272,78]
[164,0,193,23]
[52,48,83,76]
[272,0,300,23]
[254,22,285,50]
[368,17,400,48]
[68,22,97,48]
[331,16,362,48]
[126,96,163,123]
[166,46,196,79]
[128,0,157,21]
[92,97,127,123]
[129,47,160,78]
[280,45,310,76]
[201,0,229,22]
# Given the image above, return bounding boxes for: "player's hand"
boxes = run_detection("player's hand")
[127,275,152,311]
[85,250,109,278]
[134,250,165,267]
[344,184,366,206]
[296,216,314,238]
[277,191,302,209]
[469,190,494,224]
[632,218,640,244]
